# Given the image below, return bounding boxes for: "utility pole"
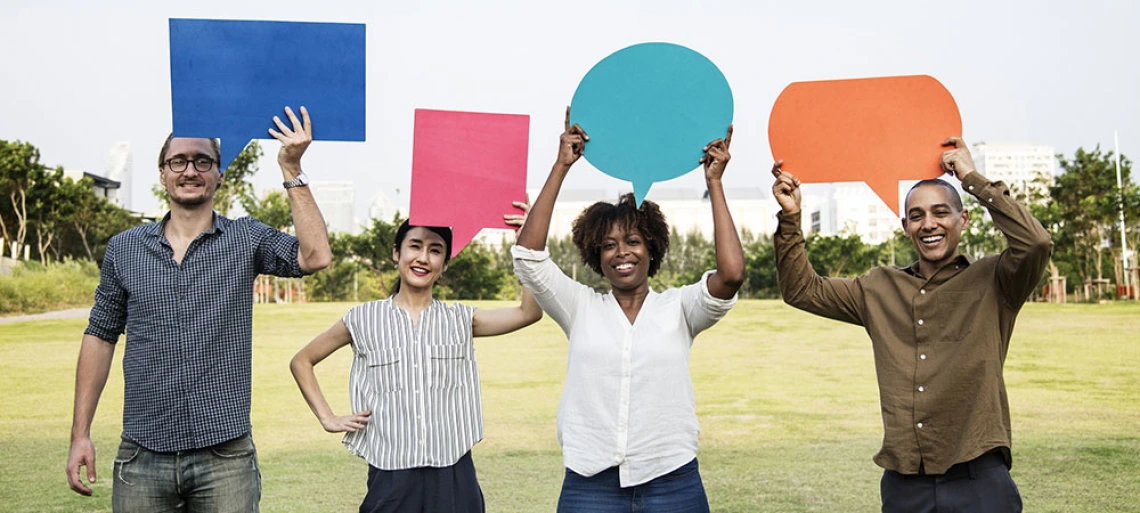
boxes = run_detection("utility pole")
[1115,131,1132,299]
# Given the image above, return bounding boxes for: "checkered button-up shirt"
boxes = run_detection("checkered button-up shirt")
[85,213,304,452]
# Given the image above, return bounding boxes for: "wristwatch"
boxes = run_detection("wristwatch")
[283,172,309,189]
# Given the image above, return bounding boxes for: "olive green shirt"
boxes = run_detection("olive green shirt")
[775,171,1053,475]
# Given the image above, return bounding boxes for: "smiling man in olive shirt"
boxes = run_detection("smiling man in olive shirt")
[771,137,1052,513]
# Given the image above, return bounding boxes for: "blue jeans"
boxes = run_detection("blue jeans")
[557,458,710,513]
[112,433,261,513]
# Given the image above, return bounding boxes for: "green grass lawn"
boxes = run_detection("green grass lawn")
[2,301,1138,512]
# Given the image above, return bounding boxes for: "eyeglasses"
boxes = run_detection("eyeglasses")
[163,156,217,173]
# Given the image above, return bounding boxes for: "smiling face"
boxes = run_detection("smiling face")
[159,138,221,208]
[902,183,969,275]
[598,222,651,293]
[392,227,449,293]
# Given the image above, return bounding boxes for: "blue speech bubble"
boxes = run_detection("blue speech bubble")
[169,19,366,172]
[570,43,733,205]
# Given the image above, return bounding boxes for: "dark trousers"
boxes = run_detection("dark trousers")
[359,452,484,513]
[881,450,1023,513]
[556,458,709,513]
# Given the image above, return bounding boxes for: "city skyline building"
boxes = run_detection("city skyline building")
[309,180,357,234]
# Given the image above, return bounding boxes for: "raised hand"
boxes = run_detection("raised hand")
[940,137,976,180]
[700,125,733,182]
[557,106,589,168]
[269,106,313,174]
[771,160,802,214]
[320,410,372,433]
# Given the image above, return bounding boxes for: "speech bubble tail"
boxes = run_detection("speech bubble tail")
[632,181,653,208]
[449,226,482,260]
[217,139,250,175]
[867,176,902,218]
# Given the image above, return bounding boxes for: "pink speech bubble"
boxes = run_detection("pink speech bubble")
[409,109,530,258]
[768,75,962,216]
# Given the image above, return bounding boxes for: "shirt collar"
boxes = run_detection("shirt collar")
[145,211,226,237]
[903,253,973,278]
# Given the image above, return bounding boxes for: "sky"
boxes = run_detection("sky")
[2,0,1137,220]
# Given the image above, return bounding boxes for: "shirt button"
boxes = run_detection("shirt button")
[920,289,926,295]
[968,185,974,190]
[920,354,927,360]
[988,197,994,202]
[918,386,925,392]
[917,422,924,429]
[917,319,925,326]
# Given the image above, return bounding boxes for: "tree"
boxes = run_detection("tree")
[438,243,506,300]
[348,215,404,294]
[651,228,714,291]
[804,232,880,277]
[0,140,42,258]
[1049,146,1135,297]
[959,195,1008,260]
[742,235,779,299]
[66,180,139,261]
[242,190,293,230]
[26,165,69,264]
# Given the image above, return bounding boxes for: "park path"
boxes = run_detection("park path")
[0,307,90,325]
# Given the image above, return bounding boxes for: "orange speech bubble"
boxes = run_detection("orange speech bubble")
[768,75,961,216]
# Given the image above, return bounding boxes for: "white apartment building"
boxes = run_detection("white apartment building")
[309,180,357,234]
[526,187,813,242]
[971,142,1056,198]
[810,183,903,245]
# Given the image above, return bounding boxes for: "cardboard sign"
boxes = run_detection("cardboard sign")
[170,18,366,171]
[768,75,961,216]
[409,109,530,258]
[570,42,733,205]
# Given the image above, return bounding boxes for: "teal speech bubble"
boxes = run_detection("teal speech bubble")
[570,43,733,205]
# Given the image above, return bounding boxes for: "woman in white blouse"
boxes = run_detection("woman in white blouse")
[290,213,542,513]
[513,109,745,512]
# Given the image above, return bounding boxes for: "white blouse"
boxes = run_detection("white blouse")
[512,245,736,487]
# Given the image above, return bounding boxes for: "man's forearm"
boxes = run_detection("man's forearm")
[285,180,332,273]
[71,335,116,440]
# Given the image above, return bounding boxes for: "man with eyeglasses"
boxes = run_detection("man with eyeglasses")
[66,106,332,512]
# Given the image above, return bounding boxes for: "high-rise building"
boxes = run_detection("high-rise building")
[971,142,1056,198]
[105,141,132,209]
[309,180,357,234]
[810,183,901,245]
[368,189,405,224]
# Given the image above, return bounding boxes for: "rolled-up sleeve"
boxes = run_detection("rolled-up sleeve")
[249,219,304,278]
[511,245,589,336]
[681,270,738,338]
[85,236,127,343]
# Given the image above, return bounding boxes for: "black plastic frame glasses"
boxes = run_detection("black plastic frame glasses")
[163,156,217,173]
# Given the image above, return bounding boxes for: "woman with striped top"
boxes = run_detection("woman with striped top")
[290,209,542,513]
[512,109,745,512]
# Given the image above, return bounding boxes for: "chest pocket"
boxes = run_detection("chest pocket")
[932,290,984,344]
[364,348,404,393]
[430,345,470,390]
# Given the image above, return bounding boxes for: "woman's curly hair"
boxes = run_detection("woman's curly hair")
[571,193,670,278]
